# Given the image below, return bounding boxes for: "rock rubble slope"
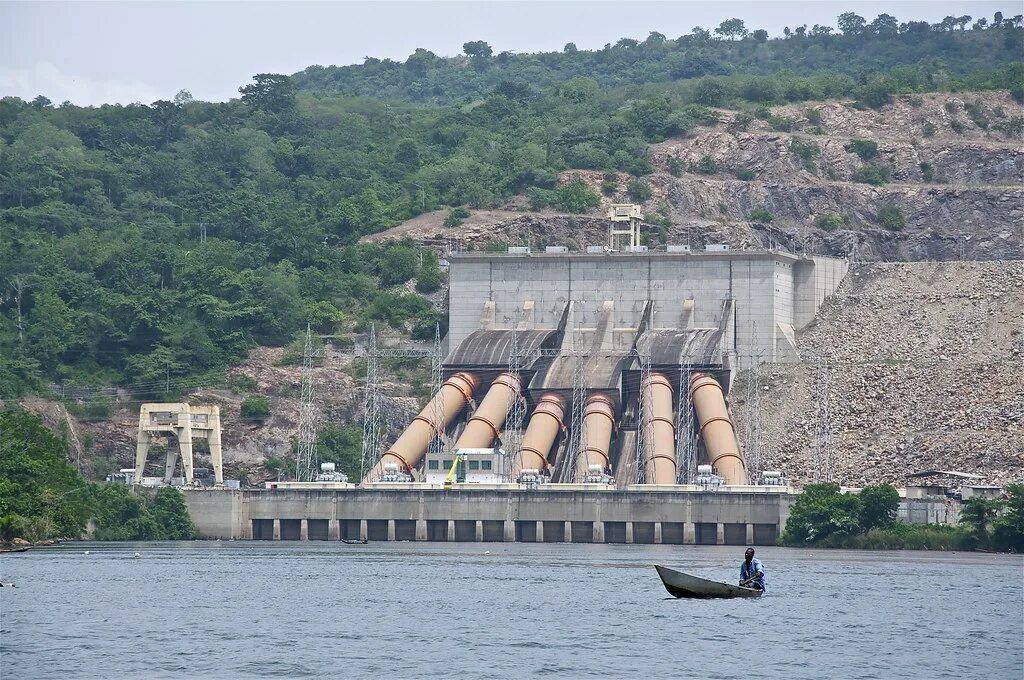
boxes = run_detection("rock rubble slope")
[730,261,1024,487]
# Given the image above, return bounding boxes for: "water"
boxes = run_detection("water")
[1,542,1021,679]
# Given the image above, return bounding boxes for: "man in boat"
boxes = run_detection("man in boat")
[739,548,766,591]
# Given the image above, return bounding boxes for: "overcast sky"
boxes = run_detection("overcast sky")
[0,1,1008,106]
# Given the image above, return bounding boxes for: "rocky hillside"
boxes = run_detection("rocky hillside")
[369,92,1022,261]
[730,260,1024,487]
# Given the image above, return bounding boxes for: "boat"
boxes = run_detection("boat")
[0,546,30,554]
[655,565,763,599]
[341,539,368,545]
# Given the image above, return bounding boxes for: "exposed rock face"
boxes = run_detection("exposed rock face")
[730,261,1024,487]
[370,91,1022,264]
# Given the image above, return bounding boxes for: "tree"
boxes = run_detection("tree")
[715,18,748,41]
[858,485,899,529]
[752,29,769,42]
[404,48,438,76]
[869,14,899,36]
[150,488,197,539]
[462,40,493,58]
[782,483,862,545]
[694,77,727,106]
[837,12,867,36]
[991,484,1024,552]
[956,15,972,31]
[810,24,834,36]
[32,95,52,108]
[690,26,711,43]
[960,497,1002,547]
[563,42,578,53]
[238,73,296,113]
[173,89,194,105]
[994,11,1003,27]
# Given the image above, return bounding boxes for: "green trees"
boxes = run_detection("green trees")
[0,408,196,541]
[837,12,867,36]
[858,484,900,529]
[239,74,296,113]
[782,483,1024,551]
[715,18,748,41]
[782,483,863,544]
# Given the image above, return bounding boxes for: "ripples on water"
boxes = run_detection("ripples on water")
[1,543,1021,679]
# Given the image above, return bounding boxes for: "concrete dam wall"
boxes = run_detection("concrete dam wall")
[184,488,796,546]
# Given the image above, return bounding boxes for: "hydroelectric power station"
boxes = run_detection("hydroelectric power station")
[181,208,849,544]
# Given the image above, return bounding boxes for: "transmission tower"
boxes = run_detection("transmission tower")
[812,359,833,483]
[503,326,526,482]
[566,349,588,483]
[744,323,765,483]
[634,345,652,484]
[675,365,697,484]
[427,324,446,460]
[296,324,320,481]
[360,325,384,480]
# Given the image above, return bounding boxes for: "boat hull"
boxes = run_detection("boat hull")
[655,565,763,599]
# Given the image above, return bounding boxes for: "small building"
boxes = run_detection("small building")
[961,486,1003,501]
[425,448,504,484]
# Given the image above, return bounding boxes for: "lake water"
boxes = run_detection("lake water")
[1,542,1021,679]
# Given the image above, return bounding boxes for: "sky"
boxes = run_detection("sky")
[0,1,1009,106]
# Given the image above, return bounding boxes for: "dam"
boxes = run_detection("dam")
[181,213,849,540]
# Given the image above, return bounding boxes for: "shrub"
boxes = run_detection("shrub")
[804,108,823,126]
[814,212,847,231]
[853,164,890,185]
[922,121,937,138]
[753,105,772,120]
[790,138,820,171]
[769,116,793,132]
[808,126,825,135]
[554,177,601,213]
[877,204,906,230]
[733,110,754,129]
[443,206,471,228]
[950,119,966,133]
[735,169,756,181]
[919,162,935,182]
[240,396,271,420]
[527,187,555,210]
[601,180,618,195]
[965,101,989,129]
[627,178,652,202]
[848,139,878,161]
[691,154,718,175]
[748,207,773,223]
[667,156,684,177]
[415,251,444,293]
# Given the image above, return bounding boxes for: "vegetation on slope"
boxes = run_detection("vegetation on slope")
[0,407,197,541]
[0,12,1021,399]
[293,12,1024,102]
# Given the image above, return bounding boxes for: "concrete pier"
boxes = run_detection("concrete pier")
[183,488,794,545]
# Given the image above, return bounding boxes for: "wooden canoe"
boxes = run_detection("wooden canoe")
[655,565,763,599]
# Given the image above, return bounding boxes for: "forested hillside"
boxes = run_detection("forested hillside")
[0,11,1022,400]
[294,13,1024,101]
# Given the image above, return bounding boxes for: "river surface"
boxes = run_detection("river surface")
[1,542,1021,679]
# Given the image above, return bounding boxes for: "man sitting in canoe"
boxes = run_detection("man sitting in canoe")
[739,548,766,591]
